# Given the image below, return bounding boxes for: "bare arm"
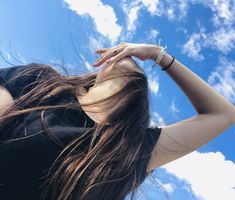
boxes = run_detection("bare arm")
[147,52,235,171]
[92,42,235,171]
[160,53,235,117]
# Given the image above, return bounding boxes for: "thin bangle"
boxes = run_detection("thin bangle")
[156,48,166,64]
[151,46,167,68]
[161,56,175,71]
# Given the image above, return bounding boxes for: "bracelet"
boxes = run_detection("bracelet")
[161,56,175,71]
[152,46,167,68]
[156,48,167,64]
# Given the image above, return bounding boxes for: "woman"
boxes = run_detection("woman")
[0,42,234,200]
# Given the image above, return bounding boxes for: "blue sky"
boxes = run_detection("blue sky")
[0,0,235,199]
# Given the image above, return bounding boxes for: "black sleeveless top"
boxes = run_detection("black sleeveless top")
[0,64,162,200]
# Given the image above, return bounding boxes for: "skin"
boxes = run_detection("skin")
[1,43,233,173]
[90,43,235,172]
[0,86,14,117]
[76,57,144,124]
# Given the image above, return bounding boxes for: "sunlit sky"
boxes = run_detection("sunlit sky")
[0,0,235,199]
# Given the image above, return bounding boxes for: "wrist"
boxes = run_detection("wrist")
[159,53,173,68]
[149,45,162,61]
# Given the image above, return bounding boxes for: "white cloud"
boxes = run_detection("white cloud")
[126,4,141,32]
[176,27,188,35]
[16,52,27,64]
[166,7,175,20]
[79,54,93,72]
[142,1,235,56]
[181,29,206,61]
[134,0,235,27]
[161,182,176,193]
[121,0,187,21]
[163,151,235,200]
[64,0,122,44]
[150,112,166,127]
[177,0,189,20]
[120,0,163,39]
[120,1,142,39]
[170,99,180,117]
[148,74,159,95]
[164,0,235,26]
[141,0,161,16]
[155,0,188,21]
[192,0,235,27]
[208,57,235,104]
[84,60,93,72]
[149,29,159,40]
[204,27,235,54]
[146,178,176,193]
[5,53,11,60]
[182,26,235,59]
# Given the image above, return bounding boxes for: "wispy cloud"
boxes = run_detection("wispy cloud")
[149,29,160,41]
[181,28,206,61]
[5,53,11,60]
[182,0,235,57]
[208,57,235,104]
[144,0,235,58]
[141,0,162,16]
[148,73,160,95]
[170,99,180,117]
[162,151,235,200]
[120,1,142,39]
[204,28,235,54]
[120,0,162,39]
[166,7,175,20]
[150,111,166,127]
[64,0,122,44]
[143,0,188,21]
[182,26,235,59]
[124,3,141,33]
[78,54,93,72]
[16,52,27,64]
[193,0,235,28]
[146,178,176,194]
[160,181,176,193]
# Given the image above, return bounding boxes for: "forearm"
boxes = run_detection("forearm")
[154,50,235,122]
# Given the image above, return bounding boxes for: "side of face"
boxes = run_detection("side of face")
[77,57,144,124]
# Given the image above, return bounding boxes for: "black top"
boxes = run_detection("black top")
[0,64,162,200]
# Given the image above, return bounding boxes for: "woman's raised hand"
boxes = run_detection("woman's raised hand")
[92,42,162,67]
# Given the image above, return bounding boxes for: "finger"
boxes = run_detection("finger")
[106,50,128,65]
[93,47,122,66]
[94,42,125,54]
[94,48,109,54]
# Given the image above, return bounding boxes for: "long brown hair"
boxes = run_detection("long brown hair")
[0,62,159,200]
